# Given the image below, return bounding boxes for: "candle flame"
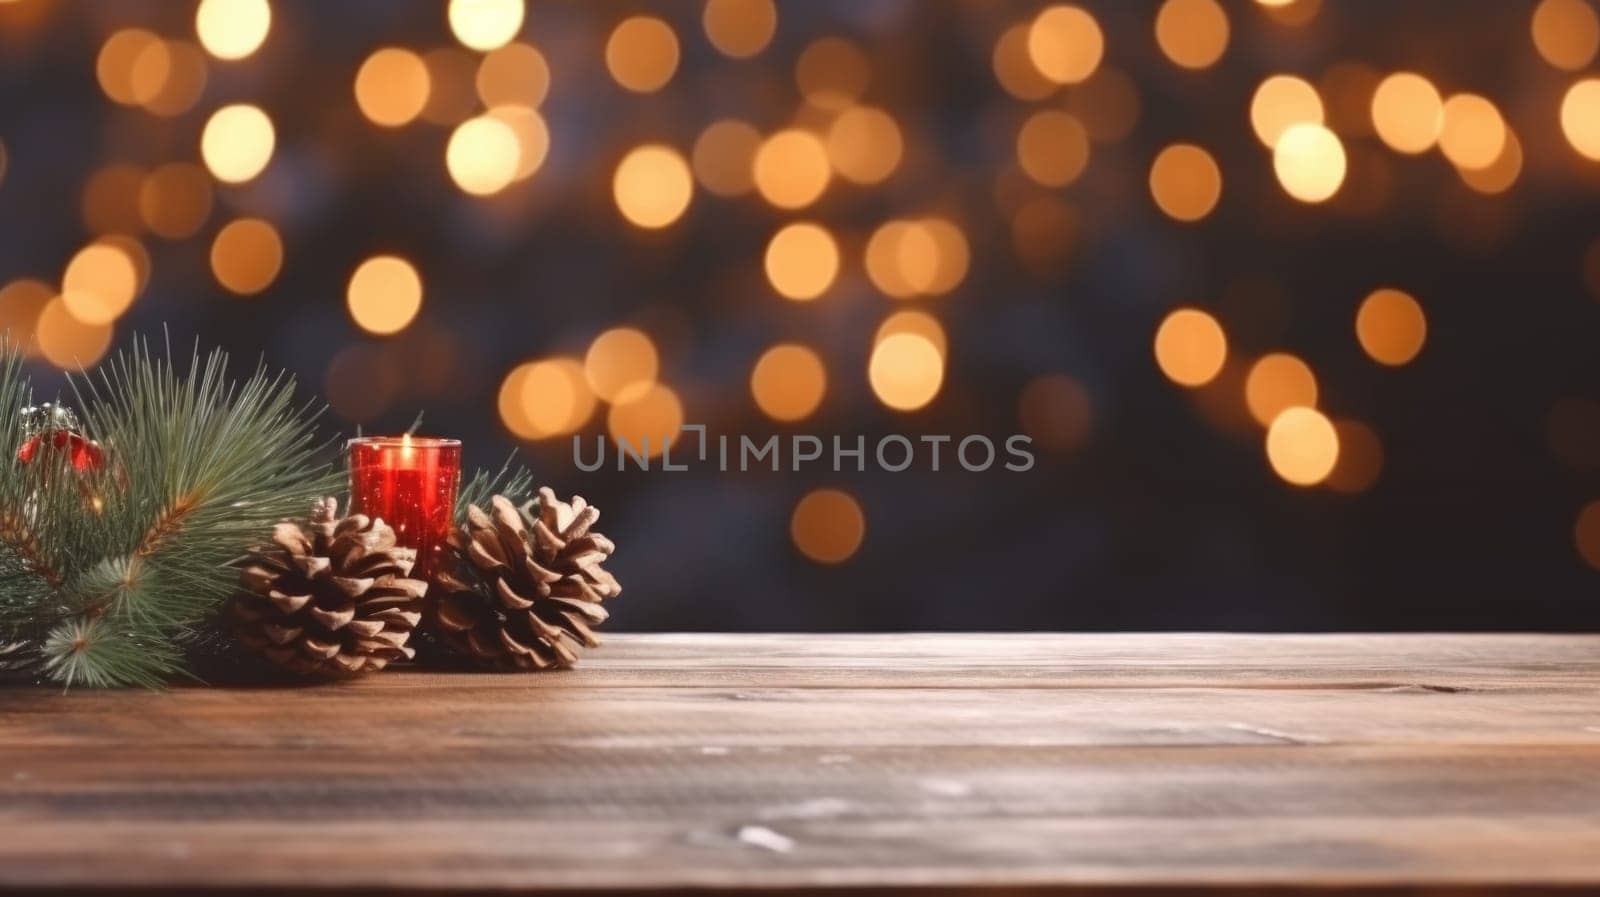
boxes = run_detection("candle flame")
[400,432,414,461]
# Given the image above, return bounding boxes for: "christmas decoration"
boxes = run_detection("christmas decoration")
[233,497,427,676]
[0,340,338,688]
[429,488,621,670]
[16,403,104,472]
[347,435,462,579]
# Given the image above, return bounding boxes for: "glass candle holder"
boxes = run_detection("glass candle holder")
[347,436,461,579]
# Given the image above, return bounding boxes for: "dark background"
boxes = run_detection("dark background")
[2,0,1599,632]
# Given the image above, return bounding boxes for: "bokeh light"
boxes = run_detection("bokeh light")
[613,144,693,228]
[869,332,944,411]
[753,129,831,210]
[201,104,275,184]
[62,241,139,325]
[994,23,1055,101]
[476,42,548,109]
[499,357,595,440]
[449,0,524,52]
[606,16,679,94]
[446,114,520,196]
[1155,0,1229,70]
[346,256,423,335]
[790,488,865,564]
[1027,5,1104,85]
[1458,128,1523,194]
[1149,143,1221,222]
[1371,72,1443,154]
[584,327,659,404]
[1438,93,1507,171]
[355,48,431,127]
[420,48,478,124]
[1244,353,1318,426]
[1560,79,1600,160]
[867,218,969,298]
[1018,373,1092,453]
[1327,419,1383,494]
[1273,123,1345,203]
[827,107,903,185]
[36,296,113,370]
[797,37,870,109]
[693,119,761,197]
[0,279,54,356]
[1154,308,1227,387]
[486,105,549,180]
[765,223,839,301]
[1250,75,1323,147]
[1577,501,1600,569]
[751,343,827,421]
[607,382,683,458]
[1016,110,1090,187]
[1266,406,1340,486]
[703,0,777,59]
[138,163,213,240]
[1532,0,1600,70]
[1355,287,1426,366]
[195,0,270,61]
[140,39,208,117]
[874,310,948,356]
[210,218,283,296]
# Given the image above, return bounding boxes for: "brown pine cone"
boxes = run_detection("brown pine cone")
[233,497,427,676]
[429,487,621,670]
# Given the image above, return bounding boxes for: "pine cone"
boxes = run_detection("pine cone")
[232,497,427,676]
[429,487,621,670]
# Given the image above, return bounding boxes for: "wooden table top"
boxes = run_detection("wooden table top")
[4,633,1600,894]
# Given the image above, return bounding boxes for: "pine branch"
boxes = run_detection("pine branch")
[458,453,534,514]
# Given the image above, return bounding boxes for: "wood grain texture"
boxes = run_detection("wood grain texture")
[3,633,1600,894]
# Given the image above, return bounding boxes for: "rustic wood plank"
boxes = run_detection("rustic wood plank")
[3,633,1600,893]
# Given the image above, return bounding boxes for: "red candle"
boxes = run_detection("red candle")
[347,436,461,579]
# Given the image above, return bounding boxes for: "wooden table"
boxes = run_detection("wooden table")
[4,633,1600,894]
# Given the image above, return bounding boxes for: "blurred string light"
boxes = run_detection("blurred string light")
[864,218,969,298]
[702,0,777,59]
[1149,143,1221,221]
[790,487,864,563]
[1577,501,1600,570]
[210,218,283,295]
[1154,0,1229,70]
[1016,110,1090,187]
[613,144,692,228]
[1561,79,1600,160]
[1244,353,1318,426]
[487,105,549,181]
[826,107,902,185]
[448,0,524,52]
[875,310,948,355]
[1018,373,1093,454]
[1355,288,1426,366]
[606,16,679,93]
[1531,0,1600,70]
[1272,123,1345,203]
[751,343,827,421]
[1258,0,1321,27]
[607,382,683,457]
[584,327,658,404]
[0,279,51,357]
[868,332,944,411]
[1327,419,1383,494]
[765,223,839,301]
[35,296,112,369]
[201,104,275,184]
[1154,308,1227,387]
[195,0,270,61]
[1458,129,1523,194]
[1438,94,1507,171]
[1370,73,1443,154]
[138,163,212,240]
[355,48,431,127]
[797,37,870,109]
[993,23,1055,101]
[753,129,831,209]
[1265,406,1339,486]
[61,241,140,325]
[1027,5,1103,85]
[692,119,761,197]
[446,114,520,195]
[346,256,422,335]
[499,357,595,440]
[1249,75,1323,147]
[477,42,548,108]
